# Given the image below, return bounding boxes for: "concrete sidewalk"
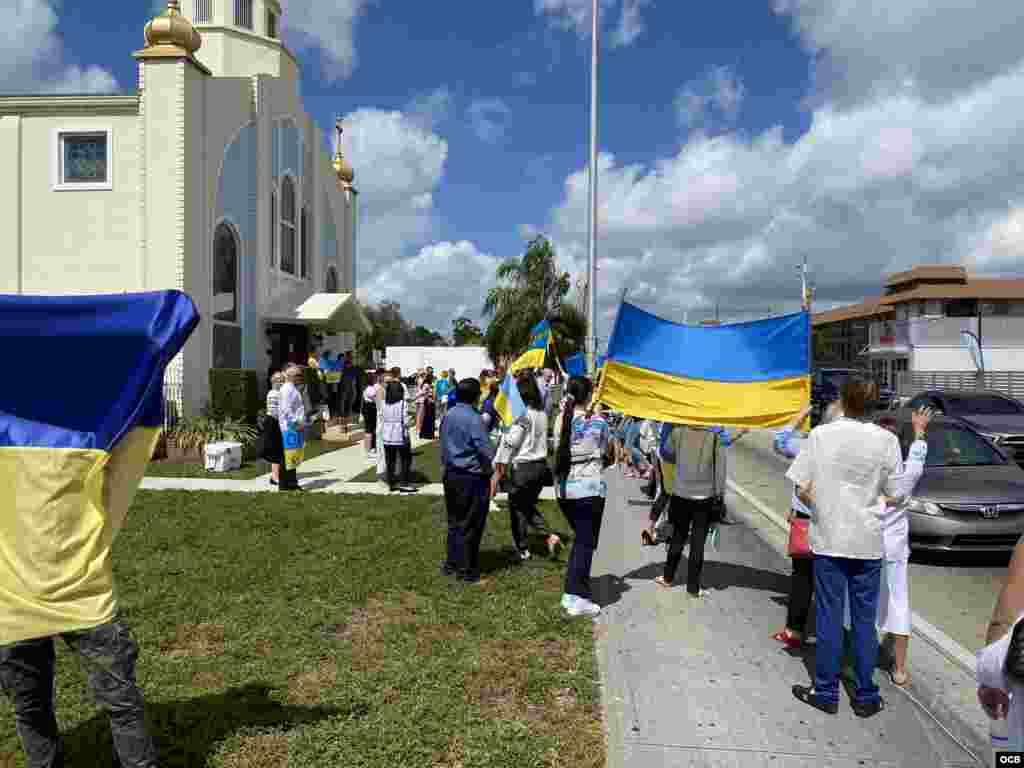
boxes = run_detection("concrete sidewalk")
[141,437,558,500]
[591,469,982,767]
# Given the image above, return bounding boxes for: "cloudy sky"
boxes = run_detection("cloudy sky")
[6,1,1024,344]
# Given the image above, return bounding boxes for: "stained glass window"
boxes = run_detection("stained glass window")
[213,223,238,323]
[62,134,108,184]
[280,178,296,274]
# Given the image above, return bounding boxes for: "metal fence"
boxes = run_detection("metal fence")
[163,381,184,431]
[896,370,1024,401]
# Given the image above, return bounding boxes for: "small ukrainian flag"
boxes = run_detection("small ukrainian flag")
[509,319,551,374]
[493,372,527,426]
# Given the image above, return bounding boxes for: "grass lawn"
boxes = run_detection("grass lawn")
[146,439,354,481]
[348,440,446,484]
[0,491,602,768]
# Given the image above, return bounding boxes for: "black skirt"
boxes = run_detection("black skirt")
[419,400,436,440]
[362,401,377,436]
[262,415,284,464]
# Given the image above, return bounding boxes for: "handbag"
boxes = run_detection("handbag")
[787,517,812,558]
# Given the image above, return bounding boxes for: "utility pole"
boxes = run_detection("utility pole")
[585,0,599,375]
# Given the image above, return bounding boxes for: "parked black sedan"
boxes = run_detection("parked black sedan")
[886,409,1024,552]
[905,390,1024,468]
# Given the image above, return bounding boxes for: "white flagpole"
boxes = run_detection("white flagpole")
[586,0,600,375]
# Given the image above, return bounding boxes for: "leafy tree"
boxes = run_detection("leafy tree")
[355,301,445,363]
[482,236,587,366]
[452,317,484,346]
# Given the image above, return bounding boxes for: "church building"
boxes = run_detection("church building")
[0,0,369,416]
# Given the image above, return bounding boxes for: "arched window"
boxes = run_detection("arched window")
[300,206,309,278]
[213,222,238,323]
[280,177,296,274]
[270,191,276,267]
[326,266,339,293]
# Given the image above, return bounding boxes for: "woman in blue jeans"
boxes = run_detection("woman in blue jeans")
[554,376,614,618]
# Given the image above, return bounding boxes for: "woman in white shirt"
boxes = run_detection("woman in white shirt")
[262,371,286,486]
[381,380,417,494]
[874,411,931,686]
[492,373,563,561]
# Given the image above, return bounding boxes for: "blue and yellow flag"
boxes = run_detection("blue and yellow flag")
[509,319,551,373]
[598,302,810,428]
[494,372,527,426]
[0,290,198,644]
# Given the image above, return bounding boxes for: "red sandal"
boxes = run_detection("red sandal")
[772,629,803,649]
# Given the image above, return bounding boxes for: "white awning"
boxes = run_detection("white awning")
[265,293,372,334]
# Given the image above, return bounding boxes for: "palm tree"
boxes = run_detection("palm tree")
[482,236,587,366]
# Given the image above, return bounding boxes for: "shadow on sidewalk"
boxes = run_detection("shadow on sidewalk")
[622,559,791,595]
[592,574,632,608]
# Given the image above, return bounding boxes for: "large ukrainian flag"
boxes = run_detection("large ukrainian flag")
[493,372,527,426]
[598,302,810,429]
[509,319,551,374]
[0,291,198,644]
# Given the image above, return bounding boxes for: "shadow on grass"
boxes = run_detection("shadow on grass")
[62,683,342,767]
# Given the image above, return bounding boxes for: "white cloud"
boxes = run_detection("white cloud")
[547,56,1024,340]
[675,66,745,130]
[773,0,1024,108]
[467,98,511,143]
[360,241,501,332]
[534,0,651,47]
[0,0,119,94]
[339,109,448,282]
[406,87,454,131]
[283,0,374,81]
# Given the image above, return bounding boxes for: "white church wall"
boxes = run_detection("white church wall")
[17,111,140,295]
[0,116,21,293]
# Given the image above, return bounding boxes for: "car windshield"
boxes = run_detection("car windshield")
[944,395,1023,415]
[923,425,1005,467]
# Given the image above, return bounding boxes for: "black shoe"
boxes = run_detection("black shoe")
[269,479,278,486]
[851,698,885,718]
[440,563,457,578]
[792,685,838,715]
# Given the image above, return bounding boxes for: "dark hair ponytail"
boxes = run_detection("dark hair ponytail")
[555,376,594,479]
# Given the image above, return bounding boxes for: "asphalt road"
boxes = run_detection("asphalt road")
[727,430,1010,653]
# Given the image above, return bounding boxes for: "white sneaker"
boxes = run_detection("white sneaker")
[564,596,601,618]
[518,549,531,561]
[560,594,575,610]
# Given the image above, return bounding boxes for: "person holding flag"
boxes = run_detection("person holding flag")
[492,371,564,561]
[0,290,198,768]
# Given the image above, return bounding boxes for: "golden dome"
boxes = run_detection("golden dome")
[144,0,201,55]
[333,150,355,185]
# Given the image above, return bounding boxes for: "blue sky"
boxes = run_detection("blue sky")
[6,1,1024,343]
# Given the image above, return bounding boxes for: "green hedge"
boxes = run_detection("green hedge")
[208,369,261,425]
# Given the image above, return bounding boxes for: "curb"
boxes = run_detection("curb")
[727,478,989,766]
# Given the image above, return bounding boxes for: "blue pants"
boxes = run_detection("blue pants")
[559,497,605,600]
[442,470,491,582]
[813,555,882,706]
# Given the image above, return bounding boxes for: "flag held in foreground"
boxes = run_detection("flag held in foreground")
[599,302,810,429]
[509,319,551,374]
[494,372,527,426]
[0,290,199,644]
[564,353,586,378]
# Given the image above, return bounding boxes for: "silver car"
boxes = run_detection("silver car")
[888,410,1024,553]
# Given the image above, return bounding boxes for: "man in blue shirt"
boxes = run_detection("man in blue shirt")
[440,378,495,583]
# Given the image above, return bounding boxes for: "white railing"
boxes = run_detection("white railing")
[897,370,1024,400]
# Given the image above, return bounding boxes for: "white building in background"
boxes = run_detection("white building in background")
[0,0,369,416]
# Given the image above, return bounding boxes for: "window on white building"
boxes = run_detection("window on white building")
[213,222,239,323]
[326,266,339,293]
[267,10,278,38]
[193,0,212,23]
[270,192,276,267]
[234,0,253,29]
[54,129,112,190]
[300,207,309,279]
[280,177,296,274]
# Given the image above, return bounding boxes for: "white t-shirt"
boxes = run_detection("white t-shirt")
[363,385,377,404]
[786,418,904,560]
[496,408,549,465]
